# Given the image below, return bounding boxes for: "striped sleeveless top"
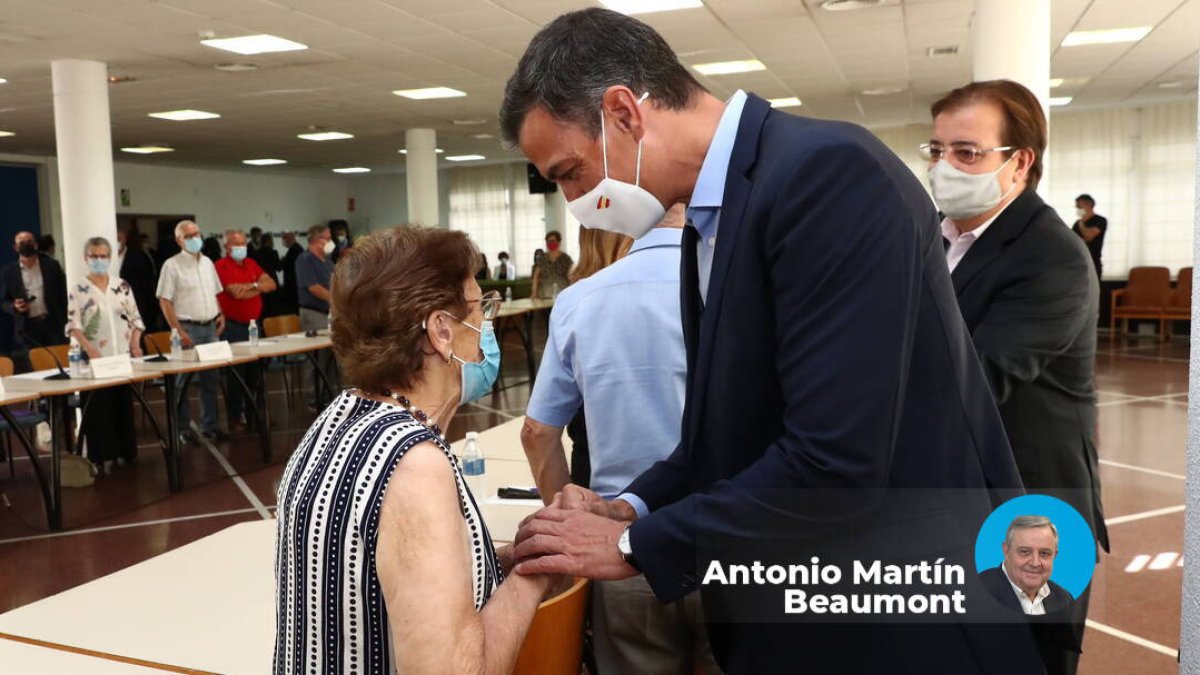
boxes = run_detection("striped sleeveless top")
[273,391,503,675]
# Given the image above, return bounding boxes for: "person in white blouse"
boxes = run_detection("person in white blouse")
[66,236,145,472]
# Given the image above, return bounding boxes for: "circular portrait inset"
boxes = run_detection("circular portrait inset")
[974,494,1096,616]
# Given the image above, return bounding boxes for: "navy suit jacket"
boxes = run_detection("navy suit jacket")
[622,94,1042,672]
[979,566,1074,616]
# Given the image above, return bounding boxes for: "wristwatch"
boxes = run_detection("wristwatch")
[617,525,638,570]
[252,281,259,290]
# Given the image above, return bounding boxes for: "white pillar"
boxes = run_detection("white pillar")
[1180,57,1200,675]
[404,129,439,227]
[51,60,117,284]
[973,0,1051,191]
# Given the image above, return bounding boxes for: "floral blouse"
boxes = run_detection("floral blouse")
[65,276,145,356]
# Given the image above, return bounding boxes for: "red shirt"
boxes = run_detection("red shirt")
[215,256,265,324]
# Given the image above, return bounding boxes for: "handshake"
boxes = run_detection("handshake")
[506,484,641,582]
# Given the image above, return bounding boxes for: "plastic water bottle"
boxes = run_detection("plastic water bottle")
[462,431,487,500]
[504,286,513,302]
[169,328,182,360]
[67,339,82,378]
[248,319,260,347]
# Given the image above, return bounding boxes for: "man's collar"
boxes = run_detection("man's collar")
[630,226,683,253]
[1002,562,1050,602]
[689,90,748,210]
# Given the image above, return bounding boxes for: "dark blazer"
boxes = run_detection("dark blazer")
[951,189,1108,553]
[1,254,68,344]
[622,94,1041,673]
[980,566,1073,615]
[119,247,161,333]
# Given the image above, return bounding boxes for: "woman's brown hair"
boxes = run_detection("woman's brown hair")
[330,226,478,393]
[570,228,634,283]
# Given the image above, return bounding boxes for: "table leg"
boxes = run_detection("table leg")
[128,384,168,452]
[228,365,272,463]
[522,312,537,384]
[163,375,181,492]
[0,406,52,530]
[47,395,66,531]
[305,349,337,407]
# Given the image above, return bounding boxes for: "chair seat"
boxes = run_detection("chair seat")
[1114,306,1167,313]
[0,411,47,430]
[1163,307,1190,318]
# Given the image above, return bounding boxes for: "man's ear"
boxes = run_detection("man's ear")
[600,86,646,138]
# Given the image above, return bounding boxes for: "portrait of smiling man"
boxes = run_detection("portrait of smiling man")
[981,515,1073,616]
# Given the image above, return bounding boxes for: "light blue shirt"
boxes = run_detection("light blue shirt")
[688,89,747,304]
[525,228,686,499]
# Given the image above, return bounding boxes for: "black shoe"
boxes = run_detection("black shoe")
[178,430,198,446]
[201,429,228,442]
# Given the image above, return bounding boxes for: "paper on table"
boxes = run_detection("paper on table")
[231,340,277,346]
[194,341,234,362]
[11,369,69,380]
[89,354,134,379]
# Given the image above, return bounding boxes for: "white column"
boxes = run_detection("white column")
[973,0,1051,190]
[51,60,117,284]
[404,129,439,226]
[1180,58,1200,675]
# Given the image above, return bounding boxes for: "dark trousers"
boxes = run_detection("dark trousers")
[223,320,261,424]
[81,386,136,463]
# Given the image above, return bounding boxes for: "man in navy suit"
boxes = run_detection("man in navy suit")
[979,515,1074,616]
[502,9,1042,673]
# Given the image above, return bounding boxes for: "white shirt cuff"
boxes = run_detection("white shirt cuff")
[615,493,649,520]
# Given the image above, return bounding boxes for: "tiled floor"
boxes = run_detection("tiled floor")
[0,331,1187,674]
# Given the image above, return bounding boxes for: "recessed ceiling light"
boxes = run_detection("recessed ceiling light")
[393,87,467,100]
[148,109,221,121]
[861,86,906,96]
[926,45,958,57]
[469,133,495,140]
[446,154,486,162]
[692,60,766,76]
[1157,80,1185,89]
[121,145,174,154]
[297,131,354,141]
[0,130,14,138]
[332,167,370,174]
[0,78,6,85]
[821,0,895,10]
[1048,78,1065,88]
[214,62,259,73]
[243,158,287,166]
[452,118,489,126]
[398,148,444,154]
[107,75,136,84]
[201,34,308,55]
[768,97,802,108]
[598,0,703,14]
[1049,97,1073,107]
[1061,26,1152,47]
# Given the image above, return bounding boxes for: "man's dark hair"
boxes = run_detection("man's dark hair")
[1075,194,1095,207]
[500,8,706,146]
[498,251,509,259]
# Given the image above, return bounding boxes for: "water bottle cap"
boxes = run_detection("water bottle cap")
[466,431,479,440]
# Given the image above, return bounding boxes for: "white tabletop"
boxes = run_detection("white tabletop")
[0,519,277,675]
[0,636,182,674]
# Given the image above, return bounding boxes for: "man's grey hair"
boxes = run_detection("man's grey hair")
[175,219,197,239]
[1004,515,1058,548]
[499,7,706,147]
[307,224,329,240]
[83,236,110,255]
[225,228,246,241]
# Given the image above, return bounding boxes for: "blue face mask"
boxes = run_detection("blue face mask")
[448,316,501,405]
[231,245,248,262]
[87,258,110,275]
[183,237,203,255]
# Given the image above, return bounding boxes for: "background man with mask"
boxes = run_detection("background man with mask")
[2,230,68,372]
[1072,194,1106,282]
[501,9,1041,673]
[157,219,225,443]
[216,229,276,432]
[296,224,338,409]
[926,79,1105,675]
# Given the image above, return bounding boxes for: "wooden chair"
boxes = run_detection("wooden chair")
[262,314,303,407]
[1164,267,1192,339]
[0,356,47,478]
[512,577,590,675]
[28,345,70,373]
[1110,266,1171,338]
[143,330,173,358]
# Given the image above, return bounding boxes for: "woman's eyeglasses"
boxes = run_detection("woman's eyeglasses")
[469,290,503,320]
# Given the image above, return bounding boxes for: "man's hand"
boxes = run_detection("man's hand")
[215,314,226,336]
[512,506,638,580]
[13,299,28,314]
[556,484,638,522]
[178,329,194,349]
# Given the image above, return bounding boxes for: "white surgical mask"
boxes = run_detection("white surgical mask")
[1075,207,1086,219]
[929,155,1018,221]
[567,93,666,240]
[323,240,336,256]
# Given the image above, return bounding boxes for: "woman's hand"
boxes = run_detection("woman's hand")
[84,343,102,359]
[130,344,143,358]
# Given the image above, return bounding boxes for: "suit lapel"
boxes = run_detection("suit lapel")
[685,94,769,446]
[951,189,1045,295]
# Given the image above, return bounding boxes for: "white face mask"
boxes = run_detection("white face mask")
[323,240,336,256]
[567,93,666,240]
[929,155,1018,221]
[1075,207,1086,219]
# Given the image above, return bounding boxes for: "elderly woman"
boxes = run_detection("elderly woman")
[65,236,144,471]
[274,226,553,675]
